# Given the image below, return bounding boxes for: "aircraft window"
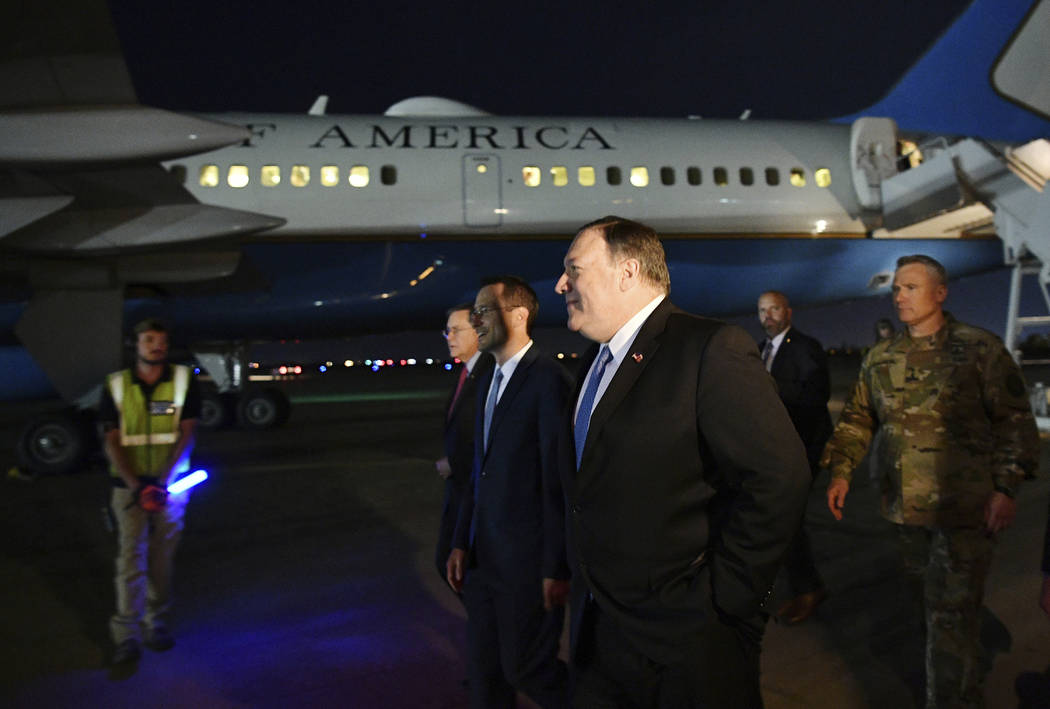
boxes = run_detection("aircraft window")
[660,167,675,186]
[291,165,310,187]
[199,165,219,187]
[578,166,596,186]
[630,167,649,187]
[381,165,397,185]
[740,167,754,186]
[815,168,832,187]
[523,166,541,187]
[261,165,280,187]
[765,167,779,186]
[349,165,369,188]
[790,168,806,187]
[606,166,622,185]
[714,167,728,186]
[321,165,340,186]
[687,167,701,185]
[551,166,568,187]
[228,165,249,188]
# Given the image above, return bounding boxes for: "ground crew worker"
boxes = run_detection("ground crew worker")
[823,255,1039,708]
[98,318,201,666]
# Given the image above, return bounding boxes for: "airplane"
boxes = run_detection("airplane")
[1,0,1049,474]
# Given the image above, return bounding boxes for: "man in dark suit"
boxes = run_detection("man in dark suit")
[447,276,571,709]
[556,216,810,708]
[434,303,493,588]
[757,290,833,624]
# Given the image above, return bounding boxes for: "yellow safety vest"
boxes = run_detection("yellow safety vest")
[107,365,190,482]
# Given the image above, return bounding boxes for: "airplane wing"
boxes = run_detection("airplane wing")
[0,0,284,252]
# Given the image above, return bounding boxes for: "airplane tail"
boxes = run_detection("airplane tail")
[837,0,1050,142]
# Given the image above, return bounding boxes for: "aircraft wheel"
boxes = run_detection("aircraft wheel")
[15,410,91,475]
[199,391,235,429]
[237,388,290,430]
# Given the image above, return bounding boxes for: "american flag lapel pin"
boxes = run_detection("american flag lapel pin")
[632,353,643,363]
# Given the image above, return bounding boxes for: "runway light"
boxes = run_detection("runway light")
[364,359,372,365]
[386,359,393,366]
[193,367,201,375]
[425,358,434,365]
[344,359,353,367]
[371,364,380,372]
[279,366,288,374]
[557,353,565,359]
[168,469,208,495]
[399,359,407,366]
[294,366,302,374]
[319,365,327,373]
[444,363,453,371]
[407,358,417,365]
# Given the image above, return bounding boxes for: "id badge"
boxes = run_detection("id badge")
[150,400,176,416]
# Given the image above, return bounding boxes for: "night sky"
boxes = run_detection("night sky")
[108,0,973,120]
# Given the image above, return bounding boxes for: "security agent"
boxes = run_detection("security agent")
[98,318,201,665]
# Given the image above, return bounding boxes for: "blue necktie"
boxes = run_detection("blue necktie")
[483,368,503,452]
[575,346,613,469]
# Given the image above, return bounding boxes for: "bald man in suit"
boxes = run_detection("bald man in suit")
[757,290,832,624]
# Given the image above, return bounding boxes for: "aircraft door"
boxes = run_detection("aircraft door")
[463,155,502,227]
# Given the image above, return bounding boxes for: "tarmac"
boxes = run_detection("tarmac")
[1,359,1048,708]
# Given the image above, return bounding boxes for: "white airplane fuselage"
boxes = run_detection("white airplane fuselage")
[169,113,873,240]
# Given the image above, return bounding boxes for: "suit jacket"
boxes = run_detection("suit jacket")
[765,327,833,470]
[444,353,495,491]
[436,353,494,574]
[454,345,572,591]
[563,299,810,665]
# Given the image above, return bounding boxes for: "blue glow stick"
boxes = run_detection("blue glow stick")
[167,469,209,494]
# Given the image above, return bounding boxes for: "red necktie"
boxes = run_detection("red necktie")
[447,366,469,420]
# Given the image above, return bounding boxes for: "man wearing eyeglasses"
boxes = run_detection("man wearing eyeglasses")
[435,303,493,591]
[447,275,572,709]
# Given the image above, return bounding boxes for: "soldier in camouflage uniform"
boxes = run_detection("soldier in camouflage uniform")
[822,254,1039,709]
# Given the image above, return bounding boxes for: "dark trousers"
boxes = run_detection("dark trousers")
[781,464,824,596]
[463,569,568,709]
[896,524,994,709]
[572,601,763,709]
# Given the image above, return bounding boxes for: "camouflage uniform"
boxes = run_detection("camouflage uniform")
[821,314,1039,709]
